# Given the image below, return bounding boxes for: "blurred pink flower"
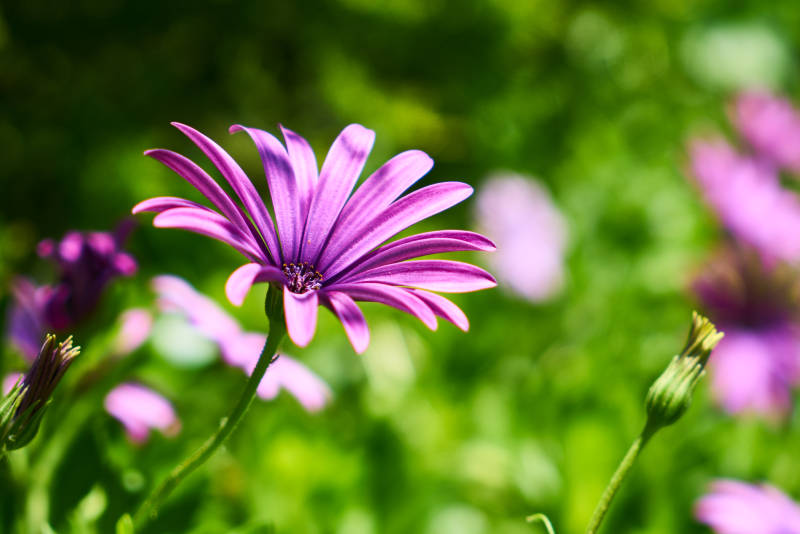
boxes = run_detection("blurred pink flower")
[111,308,153,356]
[152,275,332,412]
[689,139,800,263]
[693,247,800,419]
[695,479,800,533]
[2,372,22,396]
[104,383,180,444]
[474,172,567,302]
[734,90,800,175]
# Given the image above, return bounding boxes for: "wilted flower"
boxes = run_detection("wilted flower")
[688,139,800,263]
[104,383,180,444]
[693,246,800,418]
[695,479,800,533]
[474,172,567,302]
[153,275,331,411]
[6,223,137,358]
[1,335,80,451]
[134,123,496,352]
[734,90,800,174]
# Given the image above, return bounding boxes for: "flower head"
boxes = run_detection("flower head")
[6,223,137,359]
[1,334,80,451]
[693,246,800,419]
[474,172,567,302]
[104,383,180,444]
[135,123,496,352]
[695,479,800,534]
[152,275,331,411]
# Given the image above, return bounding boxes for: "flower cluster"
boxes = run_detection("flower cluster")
[134,123,496,352]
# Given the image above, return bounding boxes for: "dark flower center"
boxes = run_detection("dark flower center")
[282,262,323,294]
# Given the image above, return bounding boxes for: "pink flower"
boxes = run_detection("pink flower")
[134,123,496,352]
[104,383,180,444]
[474,173,567,302]
[152,275,331,412]
[695,479,800,533]
[688,139,800,263]
[111,308,153,356]
[734,90,800,175]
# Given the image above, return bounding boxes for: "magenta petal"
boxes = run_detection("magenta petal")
[153,207,263,261]
[172,122,281,265]
[337,230,496,280]
[231,125,302,261]
[322,291,370,353]
[280,125,319,221]
[300,124,375,264]
[331,282,437,330]
[255,355,331,412]
[104,383,180,443]
[343,260,497,293]
[133,196,207,214]
[320,182,474,277]
[407,289,469,331]
[112,308,153,356]
[144,149,253,230]
[320,150,433,268]
[283,287,319,347]
[225,263,285,306]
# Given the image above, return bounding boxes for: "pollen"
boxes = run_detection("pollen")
[282,262,323,294]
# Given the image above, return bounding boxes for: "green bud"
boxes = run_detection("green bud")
[644,312,723,429]
[1,334,80,451]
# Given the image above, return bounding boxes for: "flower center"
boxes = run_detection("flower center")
[282,262,323,294]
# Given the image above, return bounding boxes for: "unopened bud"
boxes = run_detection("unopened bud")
[645,312,723,429]
[1,334,80,451]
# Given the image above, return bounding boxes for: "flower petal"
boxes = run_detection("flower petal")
[256,355,332,412]
[331,282,437,330]
[407,289,469,331]
[300,124,375,264]
[283,287,319,347]
[225,263,285,306]
[320,150,433,267]
[172,122,281,265]
[280,125,319,221]
[321,291,370,353]
[144,149,253,231]
[320,182,474,277]
[344,260,497,293]
[133,196,207,214]
[231,125,303,262]
[153,207,262,261]
[335,230,496,281]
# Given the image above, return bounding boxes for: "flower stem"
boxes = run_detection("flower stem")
[134,311,285,529]
[584,423,658,534]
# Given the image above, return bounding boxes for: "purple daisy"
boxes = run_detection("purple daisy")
[134,123,496,352]
[693,246,800,419]
[695,479,800,533]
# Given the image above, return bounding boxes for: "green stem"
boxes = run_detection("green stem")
[584,423,658,534]
[134,314,285,530]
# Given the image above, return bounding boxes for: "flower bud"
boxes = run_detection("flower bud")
[1,334,80,451]
[645,312,723,429]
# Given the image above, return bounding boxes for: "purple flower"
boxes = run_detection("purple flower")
[734,90,800,175]
[474,172,567,302]
[688,139,800,263]
[6,223,137,358]
[134,123,496,352]
[695,479,800,533]
[104,382,180,444]
[152,275,331,411]
[693,247,800,419]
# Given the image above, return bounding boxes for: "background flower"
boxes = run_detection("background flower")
[695,479,800,533]
[474,172,568,302]
[734,90,800,174]
[104,383,180,444]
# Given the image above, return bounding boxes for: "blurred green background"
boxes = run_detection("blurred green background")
[2,1,800,533]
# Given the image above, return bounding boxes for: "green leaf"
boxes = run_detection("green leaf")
[116,514,134,534]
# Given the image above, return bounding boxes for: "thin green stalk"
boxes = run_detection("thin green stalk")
[134,315,285,529]
[584,423,657,534]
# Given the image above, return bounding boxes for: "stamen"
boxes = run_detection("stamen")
[282,262,323,294]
